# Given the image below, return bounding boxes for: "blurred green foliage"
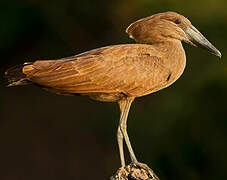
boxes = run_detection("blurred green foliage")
[0,0,226,180]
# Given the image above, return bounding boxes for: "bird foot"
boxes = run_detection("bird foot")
[110,163,159,180]
[133,161,150,170]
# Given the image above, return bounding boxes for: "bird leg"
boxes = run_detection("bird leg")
[118,97,138,165]
[117,122,125,166]
[113,98,160,179]
[117,99,127,167]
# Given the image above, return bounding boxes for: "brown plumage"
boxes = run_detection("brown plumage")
[5,12,221,168]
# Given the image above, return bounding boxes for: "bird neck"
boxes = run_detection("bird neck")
[153,39,183,53]
[153,39,186,62]
[154,39,186,80]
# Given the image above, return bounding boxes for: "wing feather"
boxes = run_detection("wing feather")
[23,44,170,96]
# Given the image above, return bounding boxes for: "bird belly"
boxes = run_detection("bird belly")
[86,92,125,102]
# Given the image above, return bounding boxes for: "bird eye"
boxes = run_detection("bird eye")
[174,19,181,24]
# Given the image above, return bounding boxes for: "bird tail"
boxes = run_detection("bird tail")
[5,63,32,86]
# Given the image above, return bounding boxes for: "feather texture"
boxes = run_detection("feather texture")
[21,43,181,100]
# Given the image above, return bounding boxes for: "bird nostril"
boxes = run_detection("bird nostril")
[174,19,181,24]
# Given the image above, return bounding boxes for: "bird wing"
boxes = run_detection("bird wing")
[23,44,171,96]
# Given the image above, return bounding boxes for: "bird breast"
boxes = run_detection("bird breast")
[127,41,186,97]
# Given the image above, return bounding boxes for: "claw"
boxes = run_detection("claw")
[132,162,150,170]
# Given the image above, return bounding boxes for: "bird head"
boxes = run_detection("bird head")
[126,12,221,58]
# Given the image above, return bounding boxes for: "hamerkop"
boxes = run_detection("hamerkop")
[5,12,221,168]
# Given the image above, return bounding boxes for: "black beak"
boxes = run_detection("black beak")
[185,25,221,58]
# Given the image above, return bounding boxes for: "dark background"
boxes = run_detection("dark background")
[1,0,227,180]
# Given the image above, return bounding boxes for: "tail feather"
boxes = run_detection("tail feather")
[5,63,32,86]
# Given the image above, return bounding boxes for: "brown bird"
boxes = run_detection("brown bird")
[5,12,221,168]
